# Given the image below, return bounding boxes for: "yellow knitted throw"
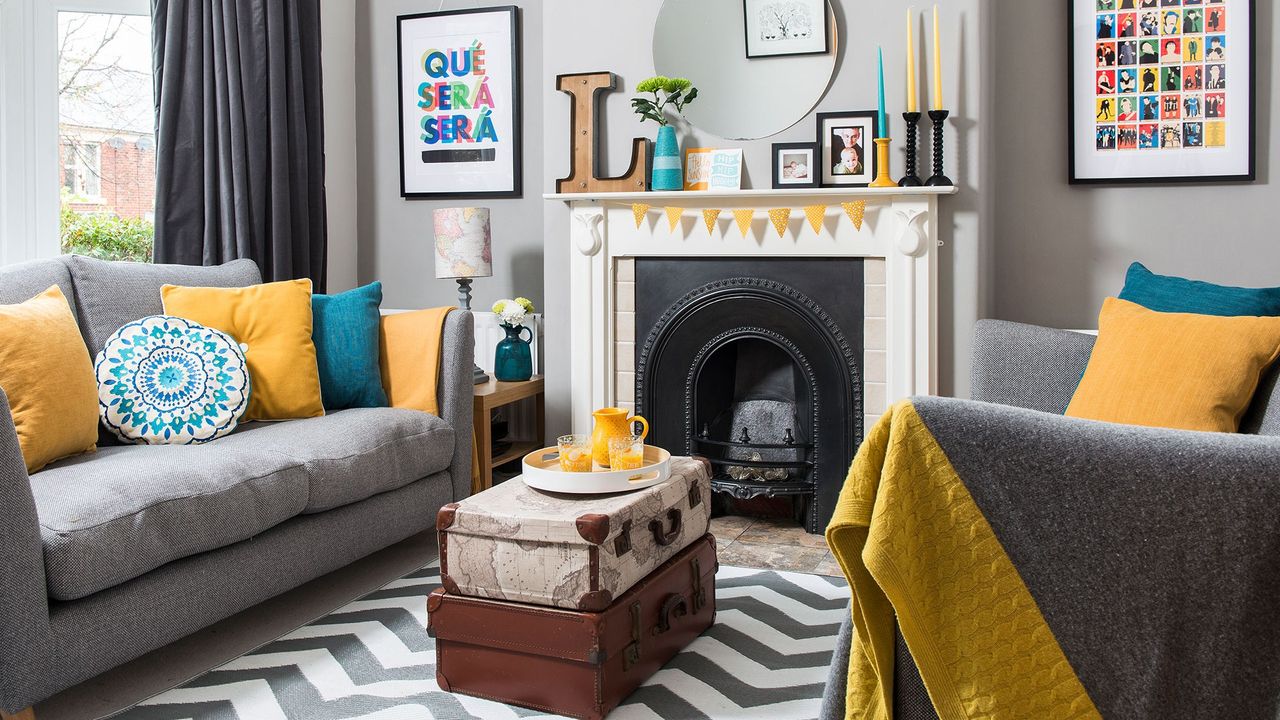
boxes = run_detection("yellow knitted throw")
[825,401,1100,720]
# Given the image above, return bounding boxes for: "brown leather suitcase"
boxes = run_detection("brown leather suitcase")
[428,534,717,720]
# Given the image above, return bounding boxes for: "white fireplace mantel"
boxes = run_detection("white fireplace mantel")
[545,186,958,434]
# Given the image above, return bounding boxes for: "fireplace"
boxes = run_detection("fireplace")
[634,258,863,532]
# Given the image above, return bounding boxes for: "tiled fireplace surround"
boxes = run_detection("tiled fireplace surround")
[610,255,888,437]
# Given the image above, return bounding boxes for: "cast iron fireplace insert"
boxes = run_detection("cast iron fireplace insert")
[634,258,864,533]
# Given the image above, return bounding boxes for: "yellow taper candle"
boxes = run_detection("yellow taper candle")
[906,8,917,113]
[932,4,943,110]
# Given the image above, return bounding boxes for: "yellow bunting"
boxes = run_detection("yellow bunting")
[732,209,755,237]
[768,208,791,238]
[841,200,867,230]
[665,207,683,232]
[803,205,828,234]
[632,203,651,229]
[702,209,722,235]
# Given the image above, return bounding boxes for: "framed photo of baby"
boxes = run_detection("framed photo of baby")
[817,111,878,188]
[1068,0,1254,184]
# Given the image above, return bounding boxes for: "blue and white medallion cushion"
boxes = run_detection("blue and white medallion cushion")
[95,315,251,444]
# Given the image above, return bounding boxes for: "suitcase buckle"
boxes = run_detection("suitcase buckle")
[624,601,642,671]
[614,520,633,556]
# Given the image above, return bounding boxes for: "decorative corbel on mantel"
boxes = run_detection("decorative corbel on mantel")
[571,207,605,256]
[545,186,957,433]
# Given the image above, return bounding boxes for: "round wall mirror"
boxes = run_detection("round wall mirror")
[652,0,838,141]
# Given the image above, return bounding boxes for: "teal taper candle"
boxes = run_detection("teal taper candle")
[877,47,887,138]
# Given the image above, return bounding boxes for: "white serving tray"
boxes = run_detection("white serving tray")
[521,445,671,494]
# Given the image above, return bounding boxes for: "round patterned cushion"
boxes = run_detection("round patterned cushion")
[95,315,251,445]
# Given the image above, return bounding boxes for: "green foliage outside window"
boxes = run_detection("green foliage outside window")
[60,205,153,263]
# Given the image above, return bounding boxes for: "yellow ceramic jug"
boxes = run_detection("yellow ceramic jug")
[591,407,648,467]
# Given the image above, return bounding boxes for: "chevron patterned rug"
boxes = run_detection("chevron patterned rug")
[112,560,849,719]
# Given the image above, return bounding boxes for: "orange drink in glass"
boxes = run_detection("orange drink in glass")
[608,435,646,471]
[557,434,594,472]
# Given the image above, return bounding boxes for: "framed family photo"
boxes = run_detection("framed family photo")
[771,142,818,188]
[817,111,877,188]
[743,0,830,59]
[1068,0,1254,184]
[397,6,523,198]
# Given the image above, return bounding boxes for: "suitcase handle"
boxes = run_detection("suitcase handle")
[653,593,689,635]
[648,508,682,546]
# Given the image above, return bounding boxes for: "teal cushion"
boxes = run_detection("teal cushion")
[1118,262,1280,317]
[95,315,251,444]
[311,282,388,409]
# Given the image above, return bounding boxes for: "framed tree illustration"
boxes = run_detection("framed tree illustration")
[1068,0,1254,184]
[397,6,523,198]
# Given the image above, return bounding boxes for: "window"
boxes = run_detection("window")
[62,140,101,199]
[56,9,155,262]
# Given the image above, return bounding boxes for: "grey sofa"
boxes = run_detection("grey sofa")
[0,256,473,715]
[820,318,1280,720]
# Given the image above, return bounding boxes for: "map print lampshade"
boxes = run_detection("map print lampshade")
[434,207,493,280]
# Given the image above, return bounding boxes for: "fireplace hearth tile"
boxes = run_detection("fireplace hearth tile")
[812,551,843,578]
[735,517,830,549]
[710,515,753,543]
[865,318,887,350]
[717,541,827,574]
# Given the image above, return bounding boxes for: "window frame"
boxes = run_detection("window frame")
[0,0,149,265]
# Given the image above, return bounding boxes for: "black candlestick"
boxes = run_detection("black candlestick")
[925,109,953,187]
[900,112,923,186]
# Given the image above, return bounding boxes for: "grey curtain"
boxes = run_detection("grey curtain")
[152,0,328,291]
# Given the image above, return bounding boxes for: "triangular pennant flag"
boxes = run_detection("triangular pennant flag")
[841,200,866,230]
[768,208,791,238]
[665,207,683,232]
[702,209,722,235]
[732,209,755,237]
[632,203,651,229]
[803,205,827,234]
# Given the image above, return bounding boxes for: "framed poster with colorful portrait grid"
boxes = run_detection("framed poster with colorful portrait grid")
[1069,0,1254,184]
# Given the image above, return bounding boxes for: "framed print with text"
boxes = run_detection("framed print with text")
[1068,0,1253,184]
[397,6,522,198]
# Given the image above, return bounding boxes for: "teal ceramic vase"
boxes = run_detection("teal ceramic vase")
[651,125,682,191]
[494,323,533,382]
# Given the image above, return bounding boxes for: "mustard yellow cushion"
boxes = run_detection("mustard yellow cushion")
[162,279,323,421]
[378,307,454,416]
[0,286,98,472]
[1066,297,1280,432]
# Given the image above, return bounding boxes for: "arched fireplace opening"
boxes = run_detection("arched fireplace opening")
[635,258,863,532]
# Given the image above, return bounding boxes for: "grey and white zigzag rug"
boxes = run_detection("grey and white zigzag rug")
[112,560,849,720]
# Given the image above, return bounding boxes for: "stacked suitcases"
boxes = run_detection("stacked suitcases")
[428,456,715,720]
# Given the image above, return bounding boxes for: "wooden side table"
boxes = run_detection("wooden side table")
[473,375,545,493]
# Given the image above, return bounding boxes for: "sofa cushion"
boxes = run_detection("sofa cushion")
[0,257,75,312]
[228,408,454,513]
[33,443,308,601]
[65,255,262,359]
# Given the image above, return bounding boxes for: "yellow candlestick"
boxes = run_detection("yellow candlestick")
[932,4,943,110]
[906,8,917,113]
[869,138,899,188]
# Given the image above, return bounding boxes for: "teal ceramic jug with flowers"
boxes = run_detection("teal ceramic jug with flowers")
[494,323,533,382]
[632,76,698,192]
[492,297,535,382]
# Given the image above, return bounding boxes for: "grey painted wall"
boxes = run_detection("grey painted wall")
[992,0,1277,328]
[540,0,992,439]
[354,0,544,311]
[321,0,358,293]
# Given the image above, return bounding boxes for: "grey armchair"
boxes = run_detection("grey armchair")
[820,319,1280,720]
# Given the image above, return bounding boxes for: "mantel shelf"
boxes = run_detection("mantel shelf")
[543,186,958,203]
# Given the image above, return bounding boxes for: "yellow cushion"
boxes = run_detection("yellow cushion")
[162,279,324,421]
[379,307,454,416]
[1066,297,1280,432]
[0,286,98,472]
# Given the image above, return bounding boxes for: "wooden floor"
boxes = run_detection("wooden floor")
[711,515,843,576]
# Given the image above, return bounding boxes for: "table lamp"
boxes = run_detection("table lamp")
[434,207,493,384]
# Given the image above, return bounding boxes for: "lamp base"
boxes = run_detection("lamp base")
[473,365,491,385]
